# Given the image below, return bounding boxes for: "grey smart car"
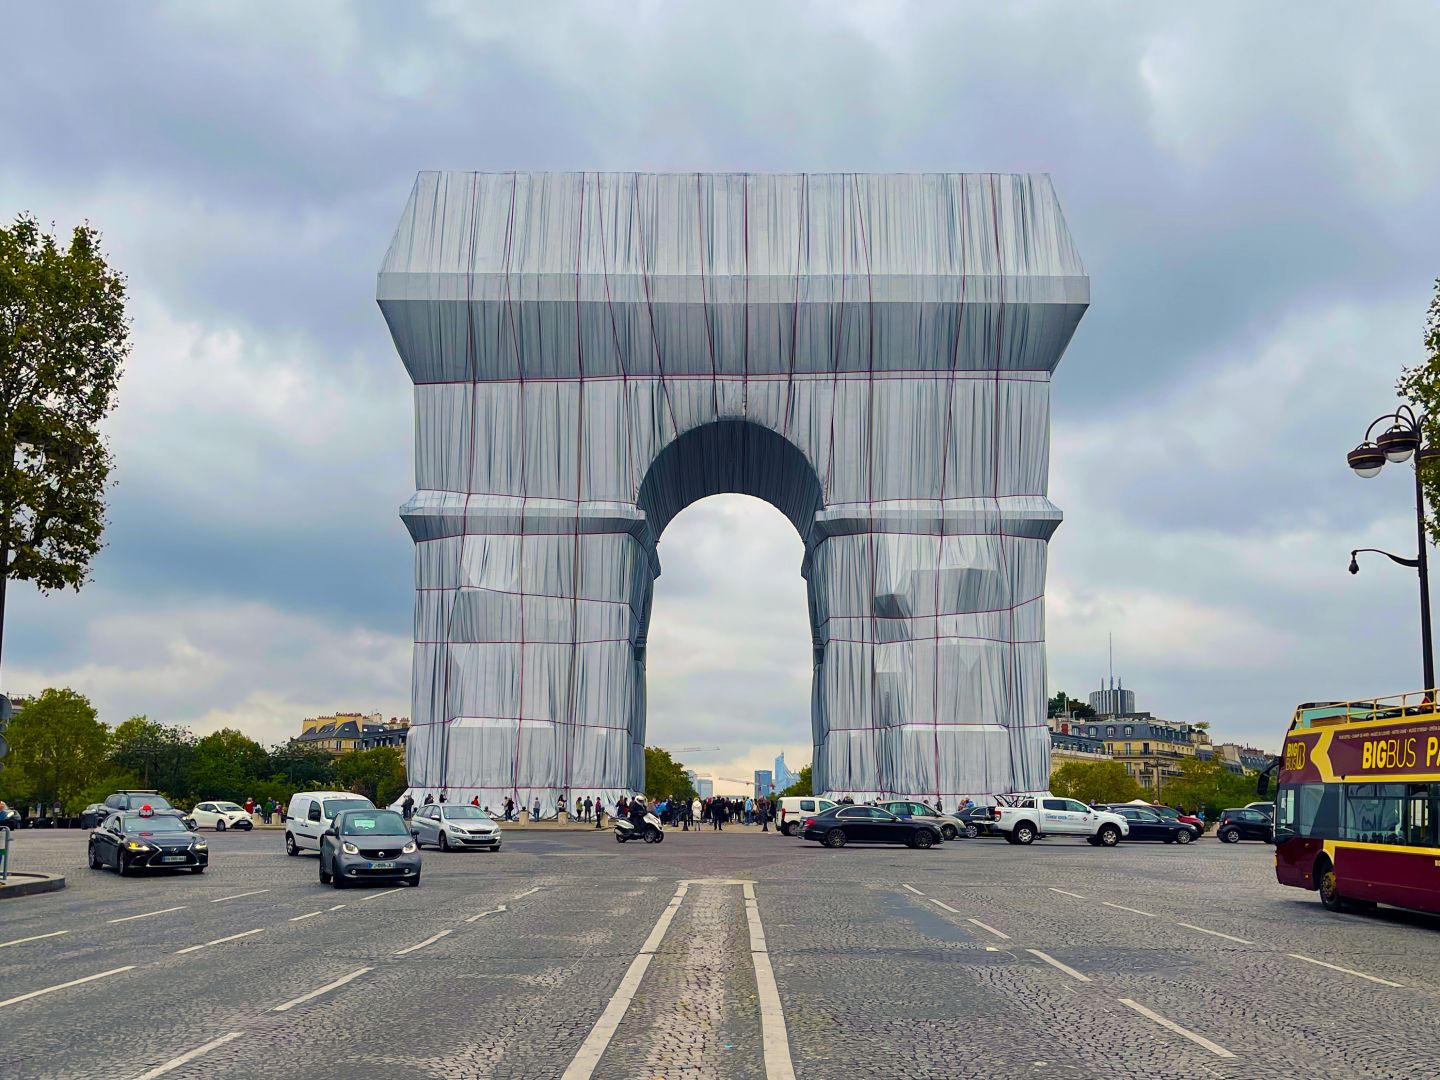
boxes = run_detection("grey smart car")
[318,808,421,888]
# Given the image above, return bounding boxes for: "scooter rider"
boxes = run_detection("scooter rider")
[628,795,649,834]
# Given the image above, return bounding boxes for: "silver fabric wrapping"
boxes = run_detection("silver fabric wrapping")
[378,172,1088,813]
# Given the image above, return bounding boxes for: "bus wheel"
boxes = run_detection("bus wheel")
[1317,860,1348,912]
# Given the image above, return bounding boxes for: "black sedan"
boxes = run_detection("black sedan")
[957,805,1001,838]
[89,809,208,875]
[1098,804,1196,844]
[801,805,942,849]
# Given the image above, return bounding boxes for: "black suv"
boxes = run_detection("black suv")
[81,791,195,830]
[1216,808,1273,844]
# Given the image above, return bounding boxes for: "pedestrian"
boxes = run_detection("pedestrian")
[471,794,481,808]
[439,790,448,804]
[532,797,541,821]
[503,796,514,822]
[402,793,415,819]
[759,799,770,832]
[583,795,592,821]
[424,792,435,806]
[595,795,605,828]
[557,793,567,818]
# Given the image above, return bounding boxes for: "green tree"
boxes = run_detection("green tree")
[334,746,407,806]
[0,215,128,681]
[643,746,697,802]
[1397,280,1440,542]
[267,742,337,790]
[185,728,269,803]
[779,764,812,797]
[1158,756,1257,820]
[0,687,110,811]
[1049,760,1142,804]
[110,715,195,799]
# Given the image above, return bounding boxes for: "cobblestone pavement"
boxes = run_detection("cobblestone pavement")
[4,825,1440,1079]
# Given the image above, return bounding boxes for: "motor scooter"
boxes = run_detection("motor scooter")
[614,811,665,843]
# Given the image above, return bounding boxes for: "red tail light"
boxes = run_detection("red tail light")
[802,817,817,830]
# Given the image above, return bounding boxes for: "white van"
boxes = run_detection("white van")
[285,791,375,855]
[775,796,838,836]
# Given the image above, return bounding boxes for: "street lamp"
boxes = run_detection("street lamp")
[1346,405,1440,693]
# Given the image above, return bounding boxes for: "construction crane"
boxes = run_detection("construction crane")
[667,746,721,755]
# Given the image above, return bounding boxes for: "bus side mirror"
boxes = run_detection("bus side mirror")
[1255,773,1270,798]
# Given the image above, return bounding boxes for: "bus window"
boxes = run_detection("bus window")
[1291,783,1341,838]
[1406,783,1440,848]
[1344,783,1406,845]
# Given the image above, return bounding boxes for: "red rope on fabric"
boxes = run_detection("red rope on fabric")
[503,172,528,805]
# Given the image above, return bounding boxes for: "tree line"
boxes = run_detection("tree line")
[0,688,408,813]
[1049,756,1264,820]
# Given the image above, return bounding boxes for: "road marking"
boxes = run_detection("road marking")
[967,917,1011,940]
[108,906,186,925]
[0,966,135,1009]
[356,887,405,902]
[512,885,542,899]
[745,884,797,1080]
[1289,953,1403,987]
[929,898,960,914]
[130,1031,245,1079]
[466,904,507,923]
[902,884,925,896]
[209,889,269,903]
[289,911,323,922]
[273,967,372,1012]
[1118,999,1234,1058]
[1102,901,1155,918]
[0,930,70,948]
[174,928,265,954]
[1177,922,1253,945]
[1027,949,1091,982]
[395,929,453,956]
[1048,887,1087,899]
[327,904,346,911]
[561,884,688,1080]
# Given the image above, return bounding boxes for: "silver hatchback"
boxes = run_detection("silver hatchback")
[412,803,503,852]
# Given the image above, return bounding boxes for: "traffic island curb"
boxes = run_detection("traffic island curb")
[0,871,67,899]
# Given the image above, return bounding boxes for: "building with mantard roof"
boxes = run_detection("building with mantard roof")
[295,712,410,756]
[1199,741,1272,775]
[1076,714,1201,791]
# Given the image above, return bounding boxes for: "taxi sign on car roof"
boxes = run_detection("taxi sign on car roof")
[139,805,154,817]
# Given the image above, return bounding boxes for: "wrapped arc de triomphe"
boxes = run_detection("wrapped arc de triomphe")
[378,172,1088,815]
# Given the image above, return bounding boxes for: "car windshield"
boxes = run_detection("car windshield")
[338,810,409,836]
[323,798,373,818]
[444,806,492,820]
[127,794,172,810]
[1152,807,1179,819]
[123,814,188,833]
[215,802,243,812]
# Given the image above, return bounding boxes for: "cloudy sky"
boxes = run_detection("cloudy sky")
[3,2,1438,787]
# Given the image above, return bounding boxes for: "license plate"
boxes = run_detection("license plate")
[160,855,187,863]
[369,861,396,869]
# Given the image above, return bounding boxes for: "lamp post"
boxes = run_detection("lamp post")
[1346,405,1440,693]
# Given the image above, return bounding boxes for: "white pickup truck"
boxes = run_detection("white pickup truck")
[989,794,1128,847]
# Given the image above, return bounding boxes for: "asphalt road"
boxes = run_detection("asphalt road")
[3,824,1439,1079]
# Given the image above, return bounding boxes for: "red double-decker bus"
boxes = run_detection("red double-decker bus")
[1267,690,1440,915]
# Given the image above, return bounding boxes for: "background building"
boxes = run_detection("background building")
[1049,729,1113,765]
[295,712,409,756]
[1076,714,1199,791]
[696,777,714,800]
[773,753,798,791]
[1088,678,1136,718]
[753,769,774,800]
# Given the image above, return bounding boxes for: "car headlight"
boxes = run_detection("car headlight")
[126,841,151,851]
[194,841,208,850]
[402,841,417,854]
[341,842,360,855]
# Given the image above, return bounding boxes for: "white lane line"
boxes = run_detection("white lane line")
[1026,949,1091,983]
[327,904,346,911]
[1177,922,1253,946]
[394,929,453,956]
[108,906,186,925]
[745,885,797,1080]
[1289,953,1403,987]
[1048,887,1087,899]
[356,887,405,902]
[466,904,507,923]
[1102,901,1155,918]
[289,911,323,922]
[273,967,372,1012]
[0,930,70,948]
[174,928,265,955]
[561,884,689,1080]
[209,889,269,904]
[966,917,1011,941]
[902,884,925,896]
[512,885,543,900]
[130,1031,245,1080]
[1118,999,1235,1058]
[929,898,960,914]
[0,966,135,1009]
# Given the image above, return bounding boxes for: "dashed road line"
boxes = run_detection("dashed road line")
[1177,922,1253,945]
[394,929,453,956]
[0,966,135,1009]
[0,930,70,948]
[929,898,960,914]
[902,884,925,896]
[289,911,323,922]
[466,904,507,923]
[966,917,1011,941]
[327,904,346,911]
[744,882,797,1080]
[356,887,406,902]
[109,906,186,924]
[174,928,265,955]
[512,885,543,900]
[273,967,372,1012]
[1048,887,1087,899]
[1101,901,1155,918]
[130,1031,245,1079]
[209,889,269,903]
[1026,949,1091,982]
[1289,953,1403,987]
[1118,998,1235,1058]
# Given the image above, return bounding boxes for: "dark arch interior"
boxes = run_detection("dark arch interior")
[636,420,824,546]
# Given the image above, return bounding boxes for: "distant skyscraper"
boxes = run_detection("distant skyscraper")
[696,778,714,800]
[1088,677,1136,718]
[754,770,774,800]
[774,752,798,791]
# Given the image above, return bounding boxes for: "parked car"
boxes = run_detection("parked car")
[1244,801,1276,821]
[801,805,942,849]
[776,796,839,836]
[1216,808,1274,844]
[318,808,420,887]
[1097,804,1196,844]
[83,791,195,831]
[990,795,1128,847]
[957,805,1000,838]
[1148,805,1206,836]
[412,803,502,851]
[88,806,208,875]
[878,801,965,841]
[190,800,254,832]
[285,791,375,855]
